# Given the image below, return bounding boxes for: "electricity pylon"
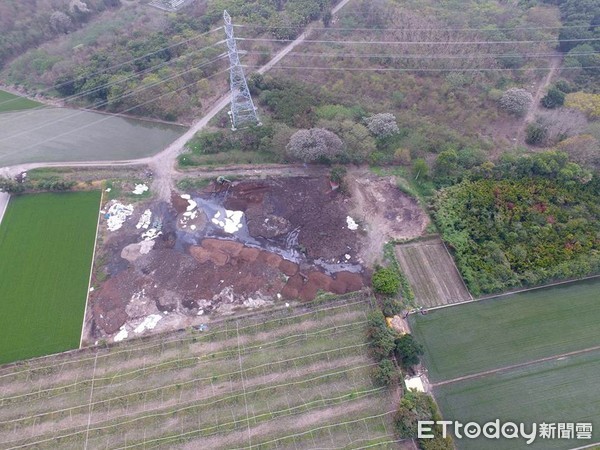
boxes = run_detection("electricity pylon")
[224,10,260,130]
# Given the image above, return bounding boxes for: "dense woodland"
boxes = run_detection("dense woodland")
[432,152,600,295]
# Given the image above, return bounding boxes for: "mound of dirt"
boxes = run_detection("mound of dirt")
[346,170,430,264]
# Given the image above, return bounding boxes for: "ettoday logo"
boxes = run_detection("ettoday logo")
[418,420,593,444]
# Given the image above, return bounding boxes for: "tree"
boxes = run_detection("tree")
[394,334,424,369]
[541,87,566,109]
[372,267,401,296]
[499,88,533,117]
[49,11,73,34]
[366,311,397,361]
[434,149,459,178]
[286,128,344,163]
[364,113,399,137]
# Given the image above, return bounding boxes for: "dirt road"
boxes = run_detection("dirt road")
[0,0,354,201]
[517,54,562,144]
[432,344,600,387]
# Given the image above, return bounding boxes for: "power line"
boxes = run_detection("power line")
[242,64,600,73]
[0,26,224,108]
[234,23,594,32]
[242,50,600,60]
[237,37,600,45]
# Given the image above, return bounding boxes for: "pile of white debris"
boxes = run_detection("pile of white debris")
[212,209,244,234]
[179,194,199,229]
[132,184,149,195]
[105,201,134,231]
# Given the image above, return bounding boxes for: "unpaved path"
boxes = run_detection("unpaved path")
[0,0,354,202]
[432,344,600,387]
[0,192,9,227]
[517,54,562,144]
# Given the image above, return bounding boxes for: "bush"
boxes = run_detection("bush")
[382,297,403,317]
[565,92,600,119]
[499,88,533,116]
[372,359,399,387]
[364,113,400,137]
[525,122,548,146]
[541,87,565,109]
[329,166,347,184]
[286,128,345,163]
[412,158,429,180]
[372,266,401,296]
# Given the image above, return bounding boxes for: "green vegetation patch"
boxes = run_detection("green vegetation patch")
[410,278,600,382]
[434,350,600,449]
[0,191,101,364]
[0,89,42,113]
[433,175,600,295]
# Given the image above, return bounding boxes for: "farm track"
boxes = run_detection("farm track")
[0,297,397,449]
[432,344,600,387]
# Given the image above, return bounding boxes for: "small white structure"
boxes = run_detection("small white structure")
[405,375,425,393]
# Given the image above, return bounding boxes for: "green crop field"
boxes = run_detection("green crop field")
[0,191,100,364]
[410,278,600,382]
[434,350,600,449]
[0,89,42,112]
[411,279,600,449]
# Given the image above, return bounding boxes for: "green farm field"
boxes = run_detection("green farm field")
[0,191,100,364]
[434,349,600,449]
[410,278,600,382]
[0,89,42,113]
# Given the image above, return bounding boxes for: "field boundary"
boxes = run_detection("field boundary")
[80,190,103,348]
[0,193,9,227]
[432,344,600,387]
[414,273,600,314]
[439,240,473,300]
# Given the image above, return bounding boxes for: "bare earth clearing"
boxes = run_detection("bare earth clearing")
[0,297,401,450]
[395,237,472,308]
[85,168,428,345]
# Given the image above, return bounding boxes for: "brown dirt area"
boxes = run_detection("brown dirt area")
[346,168,430,265]
[84,172,428,345]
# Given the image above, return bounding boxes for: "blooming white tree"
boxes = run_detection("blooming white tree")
[364,113,399,137]
[286,128,344,162]
[499,88,533,117]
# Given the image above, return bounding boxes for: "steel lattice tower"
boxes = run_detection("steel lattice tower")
[224,10,260,130]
